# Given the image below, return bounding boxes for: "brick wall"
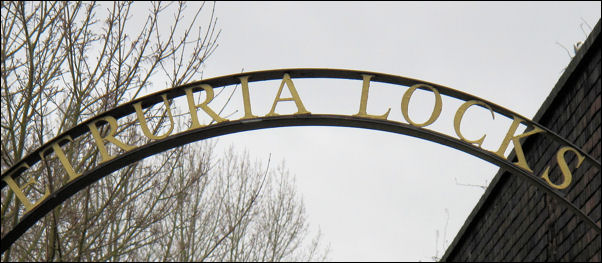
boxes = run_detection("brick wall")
[442,19,601,262]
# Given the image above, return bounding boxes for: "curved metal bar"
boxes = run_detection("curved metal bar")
[2,68,599,185]
[2,69,599,187]
[1,114,599,253]
[2,69,600,253]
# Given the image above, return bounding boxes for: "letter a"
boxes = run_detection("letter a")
[266,74,310,116]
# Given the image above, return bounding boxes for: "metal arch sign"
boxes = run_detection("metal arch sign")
[1,68,600,253]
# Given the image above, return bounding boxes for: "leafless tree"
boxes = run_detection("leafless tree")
[1,1,328,261]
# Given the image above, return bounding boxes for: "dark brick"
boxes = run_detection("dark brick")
[445,21,601,262]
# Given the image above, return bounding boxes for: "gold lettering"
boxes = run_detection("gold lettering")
[353,74,390,119]
[266,73,310,116]
[540,146,585,190]
[494,116,544,172]
[39,136,81,182]
[239,76,258,119]
[133,94,175,140]
[185,85,228,129]
[2,163,50,213]
[401,84,442,127]
[453,100,495,148]
[88,116,136,163]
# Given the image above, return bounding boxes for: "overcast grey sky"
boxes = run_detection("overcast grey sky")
[169,2,601,261]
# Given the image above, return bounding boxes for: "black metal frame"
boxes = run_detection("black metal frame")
[1,69,600,254]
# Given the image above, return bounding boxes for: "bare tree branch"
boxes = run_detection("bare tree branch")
[1,2,327,261]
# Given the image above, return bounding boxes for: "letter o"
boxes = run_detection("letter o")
[401,84,443,127]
